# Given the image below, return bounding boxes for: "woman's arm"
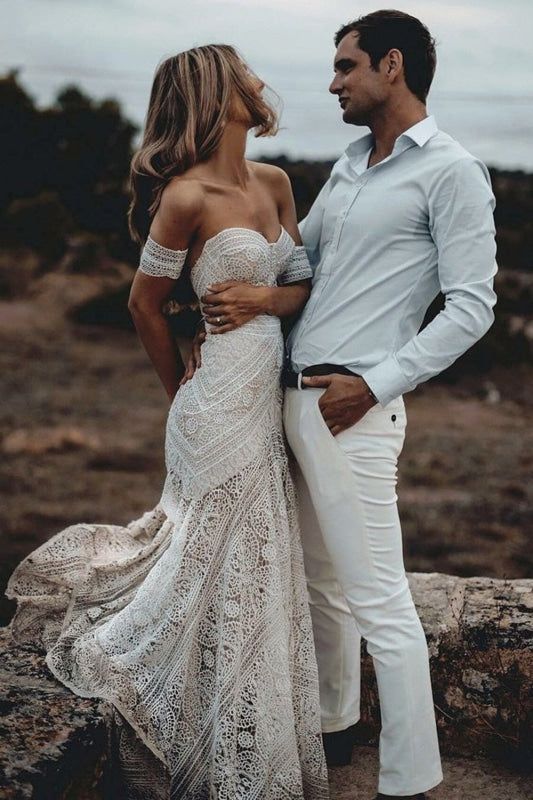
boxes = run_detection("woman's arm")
[128,180,203,403]
[202,166,311,334]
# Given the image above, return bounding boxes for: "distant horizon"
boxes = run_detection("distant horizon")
[9,68,532,175]
[5,0,533,171]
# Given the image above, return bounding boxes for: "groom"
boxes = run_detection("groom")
[281,9,497,800]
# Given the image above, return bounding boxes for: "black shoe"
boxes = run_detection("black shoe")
[374,794,427,799]
[322,723,357,767]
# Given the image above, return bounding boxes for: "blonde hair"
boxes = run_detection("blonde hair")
[128,44,279,244]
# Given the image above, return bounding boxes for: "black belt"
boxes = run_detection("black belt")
[281,363,361,389]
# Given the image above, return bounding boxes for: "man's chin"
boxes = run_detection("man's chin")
[342,109,366,126]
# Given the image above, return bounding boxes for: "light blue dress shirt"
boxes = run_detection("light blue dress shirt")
[287,115,498,407]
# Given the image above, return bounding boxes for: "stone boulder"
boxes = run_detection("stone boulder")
[0,628,112,798]
[1,573,531,796]
[357,573,532,769]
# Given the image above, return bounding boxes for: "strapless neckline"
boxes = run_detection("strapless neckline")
[203,225,286,248]
[192,225,290,272]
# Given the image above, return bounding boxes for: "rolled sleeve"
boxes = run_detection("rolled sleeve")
[362,156,498,407]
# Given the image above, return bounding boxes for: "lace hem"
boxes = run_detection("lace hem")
[6,446,329,799]
[139,235,188,279]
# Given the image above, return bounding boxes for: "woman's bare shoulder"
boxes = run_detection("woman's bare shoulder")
[161,175,207,216]
[248,160,291,186]
[248,161,293,207]
[151,178,206,248]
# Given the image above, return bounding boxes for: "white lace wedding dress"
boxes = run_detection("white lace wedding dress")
[6,226,330,800]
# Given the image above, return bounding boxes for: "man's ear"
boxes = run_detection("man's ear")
[385,48,403,80]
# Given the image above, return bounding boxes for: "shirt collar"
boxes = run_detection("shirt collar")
[400,114,438,147]
[345,114,438,161]
[345,132,374,160]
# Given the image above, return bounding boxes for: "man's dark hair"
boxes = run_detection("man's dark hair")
[335,10,436,102]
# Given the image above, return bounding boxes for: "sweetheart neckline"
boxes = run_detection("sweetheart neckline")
[192,225,289,272]
[203,225,286,248]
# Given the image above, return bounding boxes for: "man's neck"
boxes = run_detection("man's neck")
[367,98,428,167]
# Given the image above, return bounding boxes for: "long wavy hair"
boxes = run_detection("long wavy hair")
[128,44,279,245]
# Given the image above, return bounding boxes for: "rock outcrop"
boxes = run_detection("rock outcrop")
[0,627,112,798]
[357,574,532,769]
[1,573,531,797]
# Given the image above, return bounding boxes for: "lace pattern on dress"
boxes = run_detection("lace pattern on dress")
[277,245,313,284]
[139,235,188,279]
[191,227,295,301]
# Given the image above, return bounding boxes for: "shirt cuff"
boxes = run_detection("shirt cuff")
[361,356,412,407]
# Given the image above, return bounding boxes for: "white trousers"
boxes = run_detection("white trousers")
[283,387,443,796]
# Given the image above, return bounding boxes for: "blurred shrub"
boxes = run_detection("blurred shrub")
[4,192,73,263]
[491,170,533,273]
[61,233,110,274]
[0,248,41,298]
[0,71,137,265]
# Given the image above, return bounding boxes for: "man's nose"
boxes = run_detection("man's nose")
[329,76,342,94]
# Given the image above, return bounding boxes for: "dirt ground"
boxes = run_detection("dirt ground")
[330,745,533,799]
[1,308,532,625]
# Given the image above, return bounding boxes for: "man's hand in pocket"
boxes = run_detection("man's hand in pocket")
[302,374,377,436]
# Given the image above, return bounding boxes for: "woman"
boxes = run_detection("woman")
[6,45,329,799]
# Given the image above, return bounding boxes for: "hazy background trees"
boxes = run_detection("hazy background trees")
[0,71,137,265]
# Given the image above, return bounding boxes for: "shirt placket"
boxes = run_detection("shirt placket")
[330,175,368,259]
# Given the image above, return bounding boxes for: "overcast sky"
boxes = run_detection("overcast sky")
[3,0,533,169]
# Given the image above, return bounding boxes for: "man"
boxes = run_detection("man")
[193,8,497,796]
[281,9,497,800]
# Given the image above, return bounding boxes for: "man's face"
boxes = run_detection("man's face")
[329,32,389,125]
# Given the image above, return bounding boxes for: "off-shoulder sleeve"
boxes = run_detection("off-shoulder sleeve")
[277,245,313,285]
[139,235,188,279]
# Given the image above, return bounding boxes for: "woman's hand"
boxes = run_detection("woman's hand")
[201,281,270,334]
[179,324,206,386]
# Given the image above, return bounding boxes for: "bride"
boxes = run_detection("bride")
[6,44,330,800]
